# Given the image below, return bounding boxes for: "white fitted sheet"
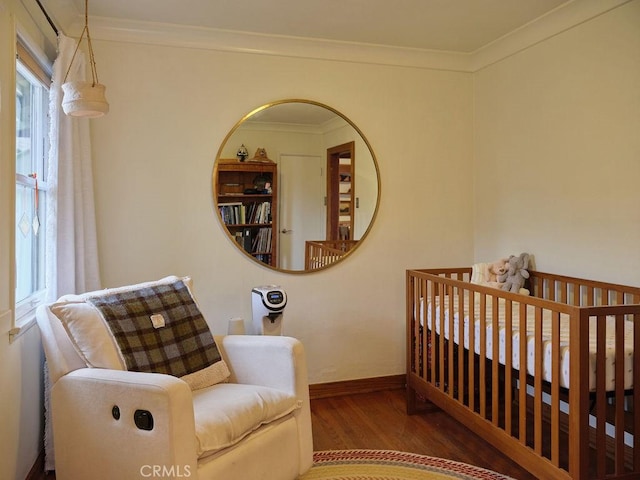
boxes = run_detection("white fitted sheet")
[420,295,634,391]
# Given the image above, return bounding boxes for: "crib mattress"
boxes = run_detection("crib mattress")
[420,296,634,391]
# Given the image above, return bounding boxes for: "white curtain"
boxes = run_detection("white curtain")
[46,33,101,300]
[44,33,102,472]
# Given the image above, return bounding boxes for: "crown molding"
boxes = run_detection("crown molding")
[73,17,473,72]
[470,0,632,71]
[240,120,325,136]
[240,113,349,136]
[68,0,632,73]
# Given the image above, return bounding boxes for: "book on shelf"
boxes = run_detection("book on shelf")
[234,228,253,253]
[218,202,245,225]
[251,227,272,254]
[232,227,271,255]
[246,201,271,224]
[219,201,272,227]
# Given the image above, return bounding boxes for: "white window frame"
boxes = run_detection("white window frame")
[12,39,52,337]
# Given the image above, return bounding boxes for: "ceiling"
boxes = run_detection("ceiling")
[46,0,572,53]
[246,102,339,126]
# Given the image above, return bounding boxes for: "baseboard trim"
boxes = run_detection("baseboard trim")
[309,374,405,399]
[25,450,45,480]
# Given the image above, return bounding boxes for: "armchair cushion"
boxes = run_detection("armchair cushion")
[193,383,301,457]
[50,276,230,390]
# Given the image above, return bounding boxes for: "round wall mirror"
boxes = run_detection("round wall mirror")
[213,99,380,273]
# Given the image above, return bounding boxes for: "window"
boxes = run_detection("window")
[15,42,51,323]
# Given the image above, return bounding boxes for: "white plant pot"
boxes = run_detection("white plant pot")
[61,81,109,118]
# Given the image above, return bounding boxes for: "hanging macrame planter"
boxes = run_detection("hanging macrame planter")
[61,0,109,118]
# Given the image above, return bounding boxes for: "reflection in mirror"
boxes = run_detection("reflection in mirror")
[213,100,380,272]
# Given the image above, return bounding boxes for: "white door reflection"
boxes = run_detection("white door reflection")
[278,154,325,270]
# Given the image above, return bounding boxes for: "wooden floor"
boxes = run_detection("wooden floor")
[310,388,538,480]
[33,388,537,480]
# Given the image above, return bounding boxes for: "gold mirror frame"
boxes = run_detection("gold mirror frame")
[212,99,381,273]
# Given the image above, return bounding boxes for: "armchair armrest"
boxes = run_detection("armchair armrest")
[215,335,314,473]
[215,335,309,398]
[52,368,198,480]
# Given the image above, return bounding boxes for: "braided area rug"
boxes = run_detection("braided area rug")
[300,450,515,480]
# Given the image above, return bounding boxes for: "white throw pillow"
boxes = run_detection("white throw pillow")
[51,300,125,369]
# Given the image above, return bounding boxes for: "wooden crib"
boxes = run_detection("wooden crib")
[304,240,357,269]
[406,268,640,479]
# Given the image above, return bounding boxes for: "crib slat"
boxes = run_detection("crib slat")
[635,313,640,473]
[518,302,528,445]
[438,287,445,393]
[422,278,428,382]
[573,284,582,307]
[417,278,423,380]
[414,278,420,379]
[551,310,560,466]
[479,293,487,418]
[534,307,543,455]
[492,295,500,426]
[448,290,455,399]
[504,299,513,436]
[457,289,465,403]
[595,315,607,479]
[587,287,595,306]
[468,291,476,412]
[568,310,588,478]
[549,279,557,302]
[614,314,625,474]
[428,280,435,384]
[416,276,422,374]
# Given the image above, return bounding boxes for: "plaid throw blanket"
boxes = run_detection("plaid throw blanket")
[87,280,222,378]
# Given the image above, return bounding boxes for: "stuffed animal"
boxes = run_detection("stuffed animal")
[498,253,530,294]
[482,258,508,288]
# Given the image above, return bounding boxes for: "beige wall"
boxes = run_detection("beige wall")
[90,41,475,385]
[473,0,640,285]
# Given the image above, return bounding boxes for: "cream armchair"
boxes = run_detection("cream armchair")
[36,277,313,480]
